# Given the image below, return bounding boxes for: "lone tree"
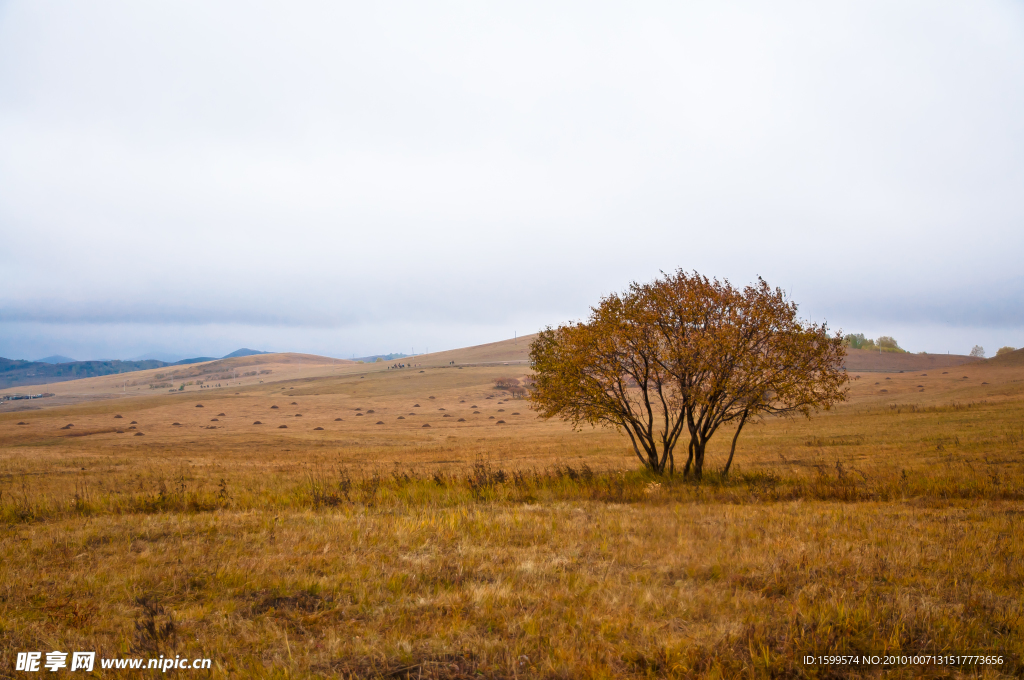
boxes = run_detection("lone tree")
[529,271,849,478]
[970,345,986,358]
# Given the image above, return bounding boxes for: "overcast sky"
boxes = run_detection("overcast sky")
[1,1,1022,361]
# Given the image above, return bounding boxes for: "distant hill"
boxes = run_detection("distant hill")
[128,352,186,363]
[984,347,1024,367]
[36,355,77,364]
[417,335,536,365]
[843,348,979,372]
[353,352,418,363]
[0,358,170,389]
[222,348,270,358]
[1,348,278,390]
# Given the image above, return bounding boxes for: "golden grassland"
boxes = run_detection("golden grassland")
[1,354,1023,678]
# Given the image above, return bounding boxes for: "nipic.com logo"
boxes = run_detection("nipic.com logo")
[16,652,94,673]
[15,651,212,672]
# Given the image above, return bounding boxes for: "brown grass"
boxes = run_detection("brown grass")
[1,359,1023,678]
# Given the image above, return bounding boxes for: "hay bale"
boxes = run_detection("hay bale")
[457,418,466,422]
[210,418,219,422]
[314,427,324,431]
[397,416,405,419]
[134,432,145,436]
[17,422,26,425]
[114,414,123,419]
[496,420,505,424]
[278,425,288,429]
[61,424,74,429]
[295,414,302,417]
[195,404,204,408]
[217,413,226,416]
[130,421,137,424]
[271,405,279,409]
[334,418,343,421]
[422,423,431,428]
[172,422,181,426]
[253,421,262,425]
[376,421,384,425]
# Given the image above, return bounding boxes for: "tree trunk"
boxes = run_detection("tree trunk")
[693,441,706,480]
[683,439,694,477]
[723,409,748,477]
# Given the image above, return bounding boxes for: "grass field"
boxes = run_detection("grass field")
[1,344,1022,678]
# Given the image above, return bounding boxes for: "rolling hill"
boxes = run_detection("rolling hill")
[842,347,980,372]
[0,348,278,390]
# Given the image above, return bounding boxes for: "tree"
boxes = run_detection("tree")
[877,336,901,351]
[844,333,868,349]
[996,346,1016,357]
[530,286,682,473]
[644,273,849,478]
[970,345,985,358]
[529,271,850,478]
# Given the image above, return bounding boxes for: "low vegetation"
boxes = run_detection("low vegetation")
[843,334,906,353]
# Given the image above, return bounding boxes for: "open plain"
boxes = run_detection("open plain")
[1,340,1022,678]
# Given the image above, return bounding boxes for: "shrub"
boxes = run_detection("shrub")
[877,336,901,351]
[996,346,1016,357]
[494,376,521,390]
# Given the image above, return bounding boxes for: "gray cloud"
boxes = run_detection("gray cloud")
[1,1,1022,360]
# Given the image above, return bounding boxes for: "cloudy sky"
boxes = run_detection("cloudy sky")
[1,1,1022,361]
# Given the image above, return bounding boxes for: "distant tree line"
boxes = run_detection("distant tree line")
[843,334,905,353]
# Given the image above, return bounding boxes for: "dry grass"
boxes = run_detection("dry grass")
[1,361,1023,678]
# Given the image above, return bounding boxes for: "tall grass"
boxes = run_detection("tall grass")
[4,461,1022,525]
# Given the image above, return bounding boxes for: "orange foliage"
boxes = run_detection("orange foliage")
[529,271,849,478]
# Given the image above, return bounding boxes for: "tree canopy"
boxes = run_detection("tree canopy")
[529,271,849,478]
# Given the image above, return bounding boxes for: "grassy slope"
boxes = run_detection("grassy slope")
[842,347,981,372]
[0,350,1022,678]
